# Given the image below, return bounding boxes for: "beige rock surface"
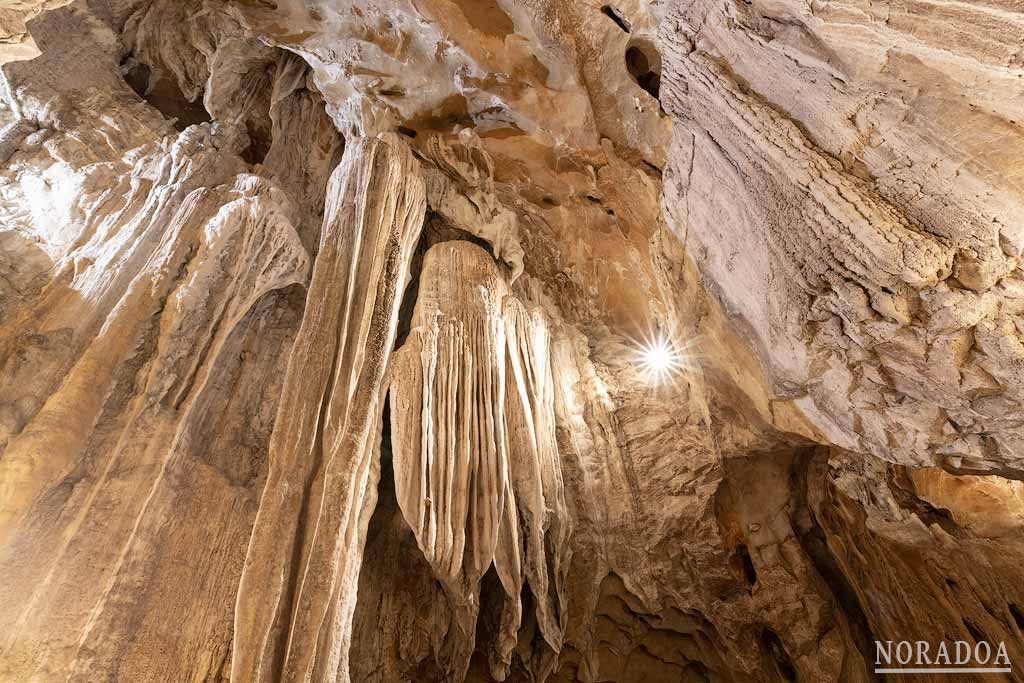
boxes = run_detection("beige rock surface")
[231,134,425,683]
[389,240,570,680]
[1,0,1023,681]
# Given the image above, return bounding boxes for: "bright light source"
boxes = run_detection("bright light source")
[638,334,683,383]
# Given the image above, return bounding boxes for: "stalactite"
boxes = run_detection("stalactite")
[389,240,571,680]
[502,296,571,653]
[231,134,425,683]
[0,160,310,679]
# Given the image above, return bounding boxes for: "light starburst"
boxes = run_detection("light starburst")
[637,334,684,384]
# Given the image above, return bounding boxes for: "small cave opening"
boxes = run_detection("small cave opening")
[241,120,272,166]
[121,58,212,132]
[237,62,277,167]
[625,41,661,100]
[122,59,150,99]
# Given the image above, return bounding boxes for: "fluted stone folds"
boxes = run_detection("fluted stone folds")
[232,135,425,683]
[2,0,1024,681]
[389,241,570,679]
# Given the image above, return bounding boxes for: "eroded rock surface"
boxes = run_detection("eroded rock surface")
[1,0,1023,681]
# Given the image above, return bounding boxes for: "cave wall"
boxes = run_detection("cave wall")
[1,0,1023,681]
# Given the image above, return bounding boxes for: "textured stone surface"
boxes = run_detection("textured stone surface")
[232,134,425,683]
[1,0,1023,681]
[659,0,1024,472]
[389,240,570,680]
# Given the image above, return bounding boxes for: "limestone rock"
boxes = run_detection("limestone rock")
[389,241,570,679]
[2,0,1024,681]
[232,134,425,683]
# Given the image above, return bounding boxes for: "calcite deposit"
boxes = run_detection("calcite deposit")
[1,0,1023,681]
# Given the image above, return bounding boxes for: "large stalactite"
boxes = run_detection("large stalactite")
[389,240,570,680]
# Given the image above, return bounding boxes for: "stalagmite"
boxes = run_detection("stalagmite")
[231,135,425,683]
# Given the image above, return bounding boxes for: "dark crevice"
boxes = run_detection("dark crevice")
[625,42,661,100]
[791,449,882,681]
[963,618,986,643]
[683,661,711,682]
[542,531,563,627]
[735,544,757,587]
[797,519,882,680]
[328,138,347,176]
[379,395,394,478]
[641,160,663,177]
[760,627,797,682]
[394,221,430,349]
[121,58,211,132]
[468,566,507,678]
[887,466,961,537]
[1010,603,1024,632]
[601,5,631,32]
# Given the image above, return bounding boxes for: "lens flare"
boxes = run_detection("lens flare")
[638,334,683,383]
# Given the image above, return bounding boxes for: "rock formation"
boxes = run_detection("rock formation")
[389,240,570,680]
[232,134,425,683]
[1,0,1023,682]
